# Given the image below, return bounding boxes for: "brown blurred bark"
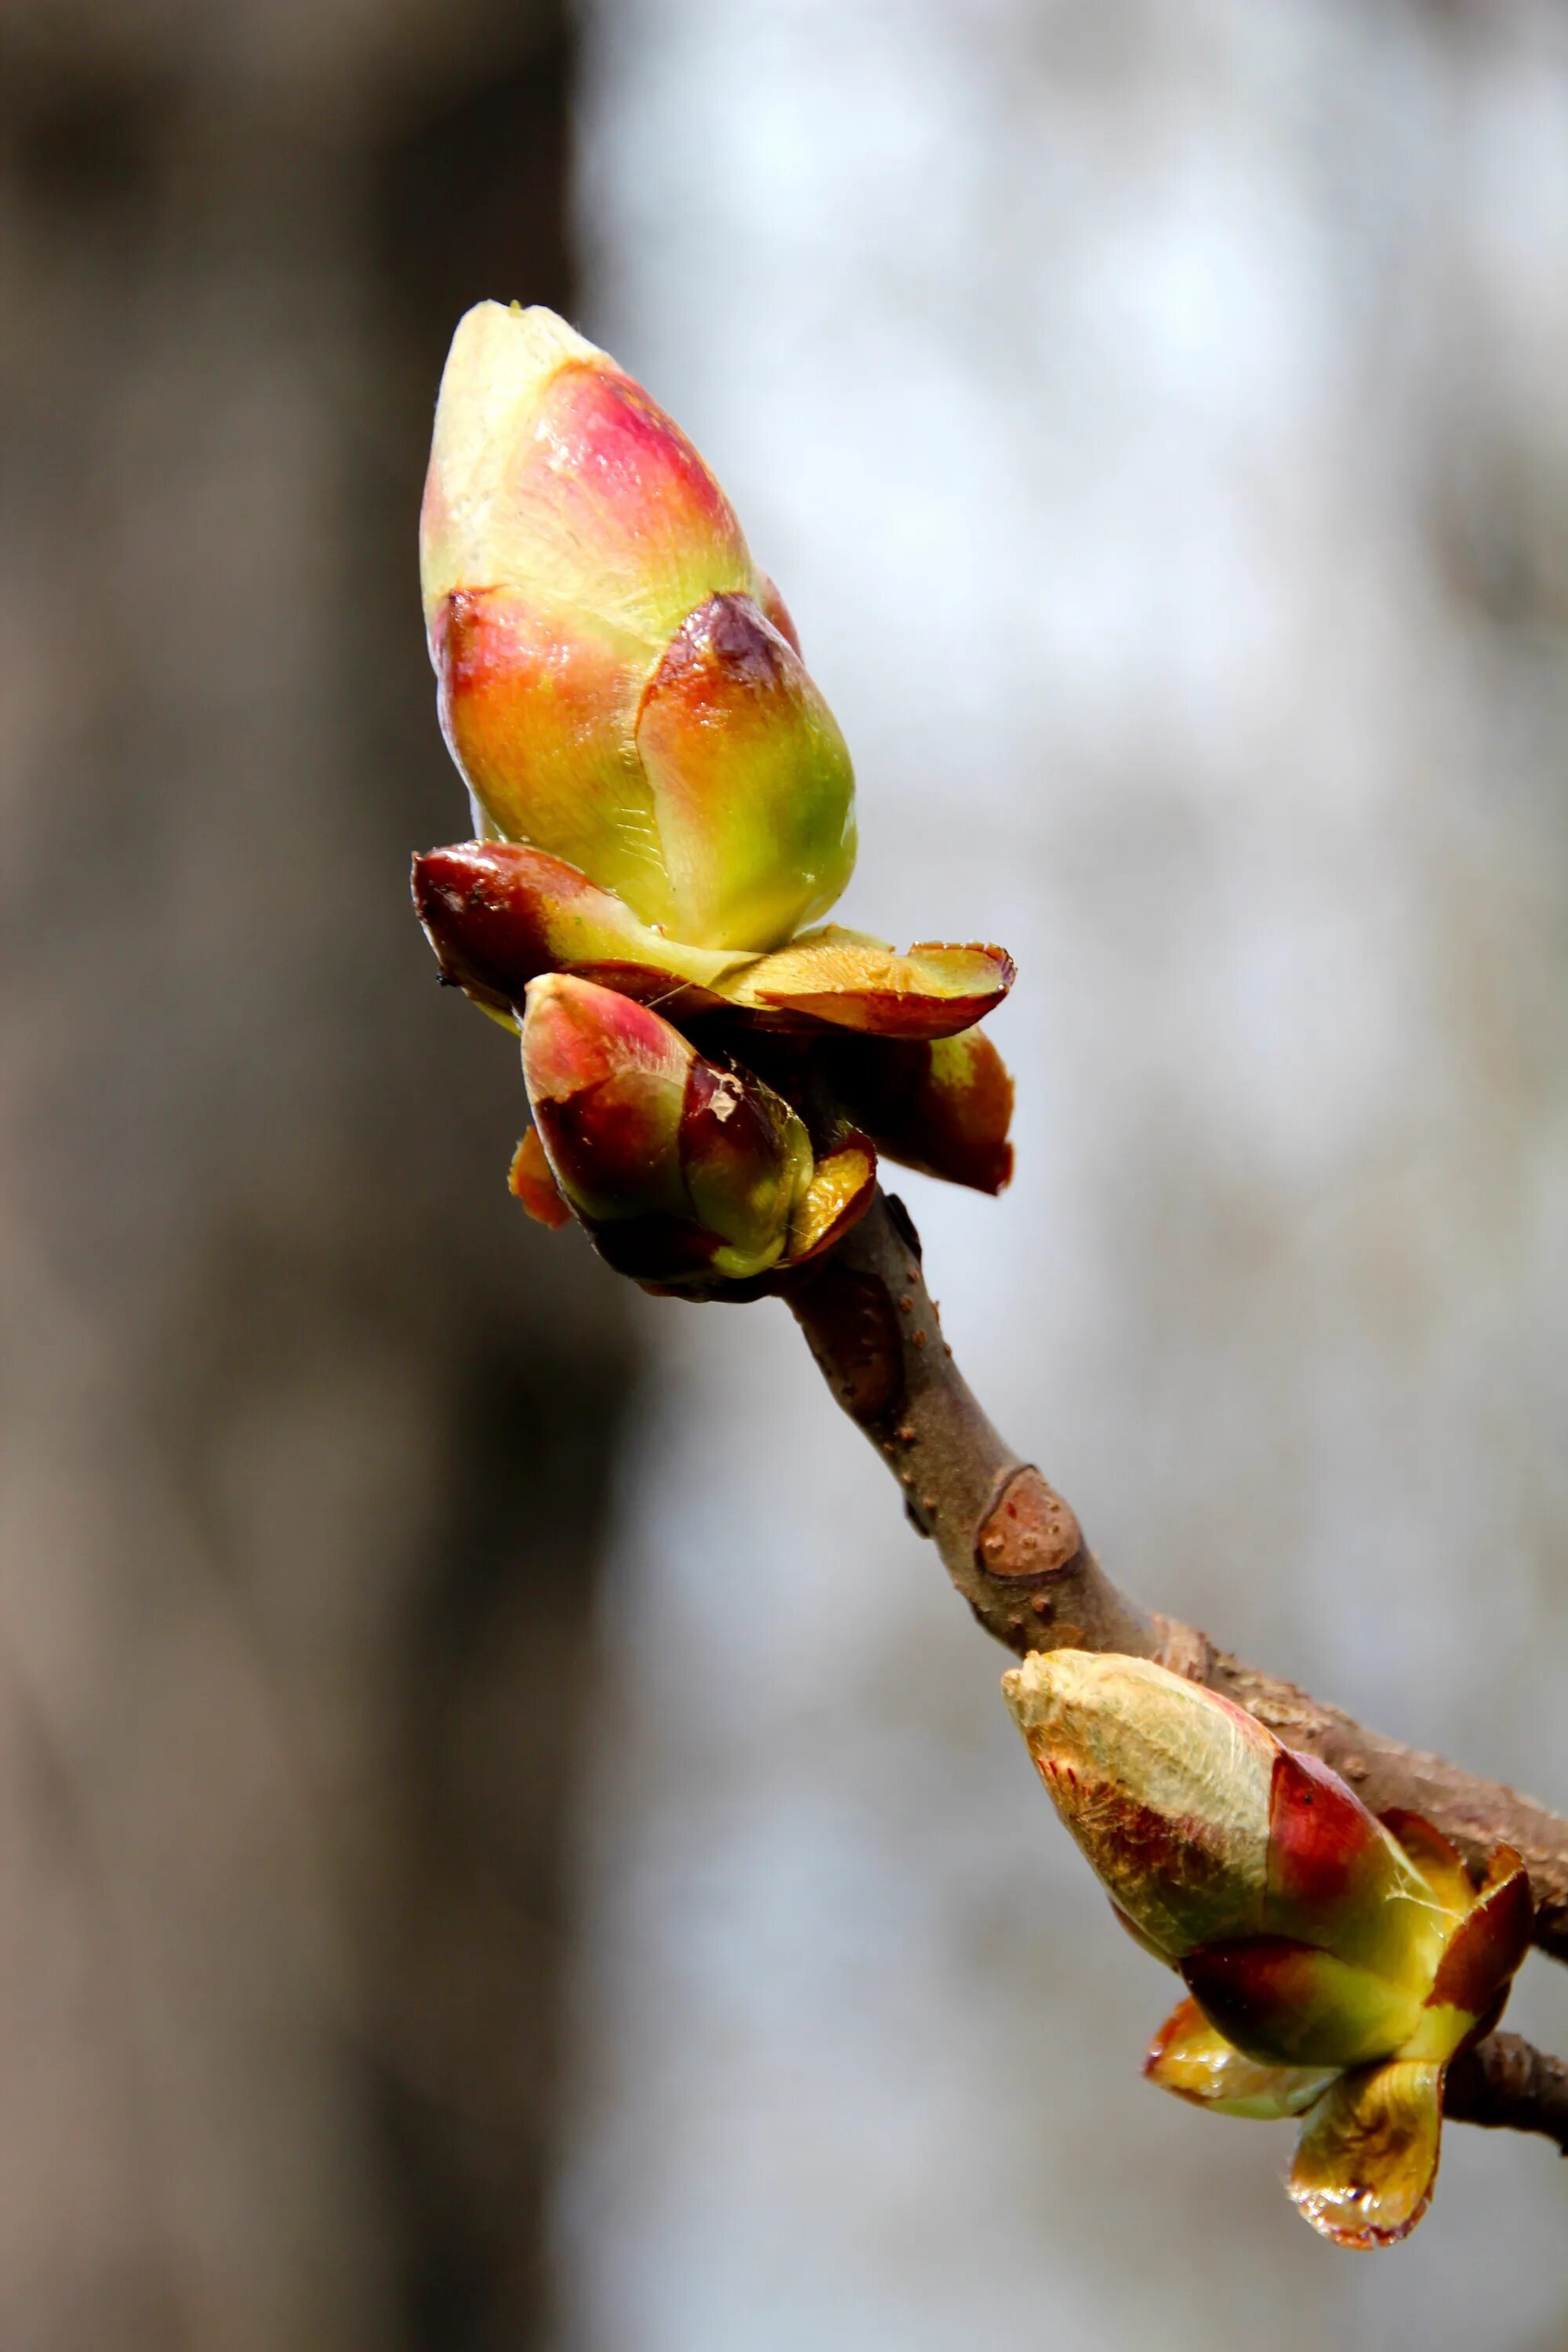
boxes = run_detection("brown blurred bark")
[0,6,631,2347]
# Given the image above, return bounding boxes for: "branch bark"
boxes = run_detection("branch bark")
[1444,2034,1568,2153]
[786,1190,1568,2145]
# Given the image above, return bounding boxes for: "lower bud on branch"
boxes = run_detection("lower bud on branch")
[1004,1650,1534,2247]
[521,974,873,1292]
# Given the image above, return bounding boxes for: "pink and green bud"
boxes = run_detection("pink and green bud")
[521,973,802,1279]
[420,303,856,953]
[520,975,872,1289]
[1007,1651,1534,2246]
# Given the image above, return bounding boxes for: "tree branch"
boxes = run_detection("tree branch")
[1444,2034,1568,2153]
[786,1190,1568,2132]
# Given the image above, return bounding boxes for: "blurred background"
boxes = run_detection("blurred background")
[2,0,1566,2346]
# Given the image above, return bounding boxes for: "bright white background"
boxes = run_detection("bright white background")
[560,4,1568,2343]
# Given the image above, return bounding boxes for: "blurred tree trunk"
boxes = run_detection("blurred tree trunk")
[0,5,632,2347]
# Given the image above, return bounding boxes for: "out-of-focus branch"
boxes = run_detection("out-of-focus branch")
[786,1192,1568,1987]
[1444,2034,1568,2151]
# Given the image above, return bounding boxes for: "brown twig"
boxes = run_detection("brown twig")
[786,1189,1568,2144]
[1444,2034,1568,2152]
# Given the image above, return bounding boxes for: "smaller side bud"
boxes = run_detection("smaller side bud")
[521,974,832,1288]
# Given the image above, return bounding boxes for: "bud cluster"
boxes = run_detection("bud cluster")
[413,303,1014,1293]
[1004,1652,1533,2247]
